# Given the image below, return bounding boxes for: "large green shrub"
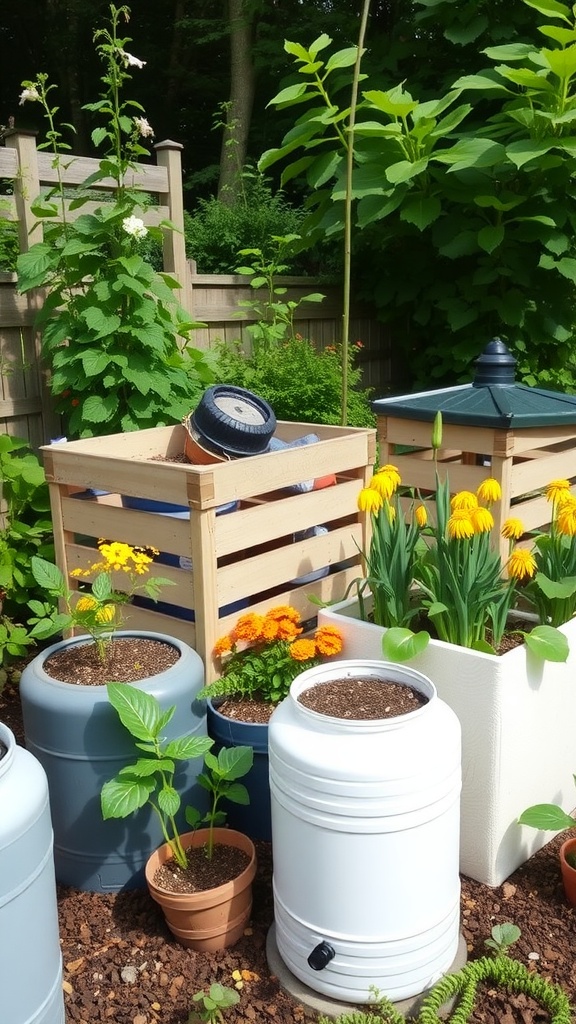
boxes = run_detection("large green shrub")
[259,1,576,391]
[216,336,375,428]
[184,173,339,277]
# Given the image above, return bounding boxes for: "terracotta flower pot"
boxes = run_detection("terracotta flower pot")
[559,836,576,907]
[145,828,257,951]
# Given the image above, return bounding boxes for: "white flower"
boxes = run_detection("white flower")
[133,116,154,138]
[122,215,148,239]
[120,50,146,69]
[19,87,40,105]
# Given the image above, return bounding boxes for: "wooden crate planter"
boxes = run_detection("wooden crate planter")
[42,422,376,681]
[376,415,576,561]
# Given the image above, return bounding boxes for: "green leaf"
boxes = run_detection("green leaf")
[478,224,505,254]
[163,735,213,761]
[534,573,576,599]
[522,0,572,20]
[268,83,308,107]
[518,803,575,830]
[381,628,430,663]
[81,350,110,377]
[506,139,554,168]
[30,556,65,594]
[158,785,180,817]
[385,158,428,184]
[117,758,173,779]
[523,625,569,662]
[363,86,418,118]
[542,44,576,78]
[400,196,441,230]
[482,44,538,61]
[91,573,113,601]
[219,745,254,779]
[83,307,122,340]
[100,776,154,819]
[224,782,250,805]
[325,47,358,72]
[82,394,118,423]
[106,683,161,743]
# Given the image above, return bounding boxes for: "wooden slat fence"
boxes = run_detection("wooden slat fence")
[0,130,390,450]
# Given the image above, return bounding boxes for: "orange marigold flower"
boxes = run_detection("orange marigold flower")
[447,509,474,540]
[233,613,264,643]
[276,618,302,641]
[451,491,478,512]
[546,479,572,505]
[260,617,279,642]
[213,634,233,657]
[476,478,501,504]
[314,625,343,657]
[470,506,494,534]
[265,605,301,624]
[507,548,537,581]
[289,638,317,661]
[502,517,524,540]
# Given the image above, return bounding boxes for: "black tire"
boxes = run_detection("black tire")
[191,386,276,457]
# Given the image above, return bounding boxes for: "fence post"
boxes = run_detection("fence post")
[154,139,193,316]
[4,130,42,253]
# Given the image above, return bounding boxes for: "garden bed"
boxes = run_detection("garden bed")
[1,678,575,1024]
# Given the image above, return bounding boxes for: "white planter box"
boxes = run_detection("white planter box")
[318,598,576,887]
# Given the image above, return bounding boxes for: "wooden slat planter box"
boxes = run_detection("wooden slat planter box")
[42,422,376,681]
[377,415,576,560]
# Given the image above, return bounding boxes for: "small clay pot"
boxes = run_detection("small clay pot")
[559,835,576,907]
[145,828,257,951]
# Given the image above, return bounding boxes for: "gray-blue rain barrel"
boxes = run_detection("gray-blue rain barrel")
[0,721,65,1024]
[269,660,462,1004]
[20,631,207,892]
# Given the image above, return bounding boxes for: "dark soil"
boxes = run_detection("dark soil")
[1,676,575,1024]
[43,637,181,685]
[297,677,426,719]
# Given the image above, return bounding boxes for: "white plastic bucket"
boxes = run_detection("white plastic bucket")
[0,722,65,1023]
[269,660,462,1003]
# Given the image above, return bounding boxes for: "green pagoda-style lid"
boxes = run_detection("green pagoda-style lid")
[372,338,576,429]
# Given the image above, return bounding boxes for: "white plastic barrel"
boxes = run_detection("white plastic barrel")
[0,722,65,1024]
[269,660,462,1004]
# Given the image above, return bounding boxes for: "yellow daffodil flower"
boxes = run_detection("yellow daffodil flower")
[476,478,502,504]
[447,509,474,539]
[507,548,537,581]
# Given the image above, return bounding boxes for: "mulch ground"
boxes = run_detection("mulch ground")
[2,676,575,1024]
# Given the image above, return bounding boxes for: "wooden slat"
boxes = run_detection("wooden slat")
[36,152,169,193]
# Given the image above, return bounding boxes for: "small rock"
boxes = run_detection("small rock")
[121,965,139,984]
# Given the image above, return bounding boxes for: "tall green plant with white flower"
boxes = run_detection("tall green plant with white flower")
[16,4,216,439]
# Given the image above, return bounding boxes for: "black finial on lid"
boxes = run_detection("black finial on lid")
[473,339,517,387]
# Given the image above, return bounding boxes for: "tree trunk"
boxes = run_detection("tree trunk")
[217,0,255,205]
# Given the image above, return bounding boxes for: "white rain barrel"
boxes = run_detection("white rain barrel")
[0,722,65,1023]
[269,660,461,1004]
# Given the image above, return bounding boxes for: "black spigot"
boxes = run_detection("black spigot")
[307,940,336,971]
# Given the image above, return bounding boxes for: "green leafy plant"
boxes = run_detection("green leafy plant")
[188,983,240,1024]
[197,605,344,706]
[519,776,576,833]
[234,234,325,358]
[16,4,216,439]
[183,172,319,275]
[484,922,521,956]
[259,2,576,391]
[319,923,572,1024]
[100,683,253,867]
[28,539,174,661]
[0,435,54,616]
[216,334,375,428]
